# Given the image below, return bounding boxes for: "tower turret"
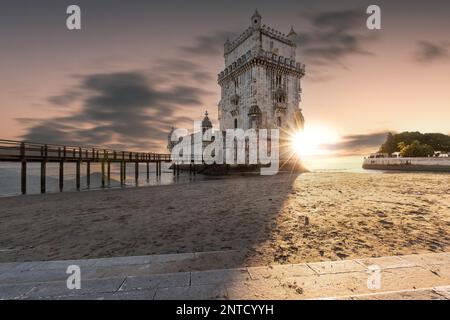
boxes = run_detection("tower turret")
[251,9,262,29]
[201,111,212,133]
[287,26,297,42]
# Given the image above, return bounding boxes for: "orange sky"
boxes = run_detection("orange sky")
[0,0,449,154]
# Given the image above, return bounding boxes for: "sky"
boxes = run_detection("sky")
[0,0,449,155]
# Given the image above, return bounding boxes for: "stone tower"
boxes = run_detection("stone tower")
[217,10,306,133]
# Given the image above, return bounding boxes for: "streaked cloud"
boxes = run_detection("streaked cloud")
[20,67,212,151]
[323,131,389,155]
[414,41,449,63]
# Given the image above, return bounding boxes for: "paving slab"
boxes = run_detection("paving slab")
[92,255,152,267]
[426,264,450,281]
[356,256,416,269]
[0,268,71,285]
[307,260,367,274]
[279,271,371,299]
[377,266,449,292]
[154,284,227,300]
[119,272,190,291]
[343,288,448,300]
[226,279,290,300]
[47,288,157,300]
[432,286,450,299]
[400,252,450,266]
[22,277,125,299]
[191,268,251,286]
[248,264,315,280]
[0,283,37,300]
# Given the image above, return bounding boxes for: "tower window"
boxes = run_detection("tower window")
[276,75,282,86]
[277,117,282,127]
[234,118,238,129]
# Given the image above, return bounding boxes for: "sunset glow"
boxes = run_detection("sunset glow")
[290,125,340,156]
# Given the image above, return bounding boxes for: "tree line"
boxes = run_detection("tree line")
[379,132,450,157]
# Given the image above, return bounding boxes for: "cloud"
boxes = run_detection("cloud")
[323,131,389,155]
[295,9,377,70]
[414,41,449,63]
[180,31,236,56]
[177,9,378,81]
[20,66,212,151]
[152,59,214,84]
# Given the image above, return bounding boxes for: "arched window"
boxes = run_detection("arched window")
[234,118,238,129]
[276,75,282,87]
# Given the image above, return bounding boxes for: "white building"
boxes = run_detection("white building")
[168,11,306,168]
[217,10,305,132]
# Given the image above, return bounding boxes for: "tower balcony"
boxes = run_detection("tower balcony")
[274,102,287,114]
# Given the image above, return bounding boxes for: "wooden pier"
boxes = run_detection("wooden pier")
[0,140,174,194]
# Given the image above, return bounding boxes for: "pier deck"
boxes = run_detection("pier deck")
[0,139,172,194]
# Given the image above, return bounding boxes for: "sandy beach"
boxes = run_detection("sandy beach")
[0,172,449,268]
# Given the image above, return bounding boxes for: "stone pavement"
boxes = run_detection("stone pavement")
[1,251,450,300]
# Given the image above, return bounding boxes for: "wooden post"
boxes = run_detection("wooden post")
[120,162,124,186]
[40,145,47,194]
[86,161,91,189]
[146,162,149,181]
[40,160,46,194]
[59,160,64,192]
[107,162,111,186]
[20,142,26,195]
[135,161,139,185]
[101,161,105,188]
[173,163,176,175]
[76,160,80,191]
[123,162,126,185]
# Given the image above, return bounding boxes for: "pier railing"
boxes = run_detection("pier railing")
[0,139,175,194]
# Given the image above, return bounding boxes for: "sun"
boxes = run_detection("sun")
[289,125,340,157]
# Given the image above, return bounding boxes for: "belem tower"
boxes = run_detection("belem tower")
[168,10,306,168]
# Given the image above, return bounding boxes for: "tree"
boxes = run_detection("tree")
[378,132,450,154]
[379,132,397,153]
[399,140,435,157]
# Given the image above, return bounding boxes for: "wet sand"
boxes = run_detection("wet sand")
[0,172,449,267]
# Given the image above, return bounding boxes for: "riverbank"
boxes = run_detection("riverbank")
[0,172,449,266]
[363,157,450,172]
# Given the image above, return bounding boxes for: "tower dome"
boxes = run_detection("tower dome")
[201,111,212,132]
